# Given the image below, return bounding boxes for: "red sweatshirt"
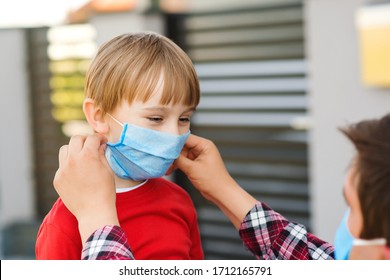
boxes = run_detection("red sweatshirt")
[35,178,204,260]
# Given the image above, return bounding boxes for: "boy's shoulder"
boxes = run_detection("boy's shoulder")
[36,198,81,259]
[39,198,78,231]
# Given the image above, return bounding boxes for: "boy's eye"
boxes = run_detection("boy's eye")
[147,117,163,123]
[179,117,191,123]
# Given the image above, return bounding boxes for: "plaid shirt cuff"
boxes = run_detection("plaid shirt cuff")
[82,225,134,260]
[239,201,334,260]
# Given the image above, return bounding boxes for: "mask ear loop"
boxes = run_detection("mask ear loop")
[106,113,124,127]
[353,238,387,246]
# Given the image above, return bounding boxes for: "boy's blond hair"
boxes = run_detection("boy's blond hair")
[85,32,200,112]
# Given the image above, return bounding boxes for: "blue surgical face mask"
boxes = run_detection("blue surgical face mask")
[334,209,386,260]
[105,114,190,181]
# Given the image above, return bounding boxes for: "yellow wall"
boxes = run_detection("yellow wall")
[359,25,390,87]
[357,5,390,88]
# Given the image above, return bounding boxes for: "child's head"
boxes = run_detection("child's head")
[85,31,199,114]
[336,114,390,259]
[83,32,200,140]
[83,32,200,183]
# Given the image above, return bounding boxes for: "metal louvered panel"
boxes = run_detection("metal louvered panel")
[189,43,303,62]
[198,95,307,110]
[173,0,308,259]
[185,4,304,62]
[26,27,70,217]
[195,60,306,77]
[185,3,303,29]
[28,25,95,218]
[199,77,306,94]
[193,112,305,127]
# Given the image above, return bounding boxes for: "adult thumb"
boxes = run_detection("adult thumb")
[175,153,194,175]
[99,144,111,169]
[99,143,106,157]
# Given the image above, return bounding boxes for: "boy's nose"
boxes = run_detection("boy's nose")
[165,123,180,136]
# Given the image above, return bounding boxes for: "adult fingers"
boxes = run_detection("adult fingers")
[58,145,68,168]
[98,141,112,172]
[83,134,107,152]
[68,135,87,156]
[183,134,204,150]
[175,152,195,175]
[183,134,215,158]
[165,163,177,176]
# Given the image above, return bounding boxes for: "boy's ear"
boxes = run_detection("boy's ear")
[83,98,110,134]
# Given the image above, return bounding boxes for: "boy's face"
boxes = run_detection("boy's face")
[106,84,195,143]
[343,167,387,259]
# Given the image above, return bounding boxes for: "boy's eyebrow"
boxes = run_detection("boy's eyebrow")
[143,106,168,112]
[143,106,196,113]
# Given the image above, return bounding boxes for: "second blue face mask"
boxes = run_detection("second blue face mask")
[105,114,190,181]
[334,209,386,260]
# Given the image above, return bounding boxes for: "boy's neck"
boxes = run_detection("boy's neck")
[114,175,145,189]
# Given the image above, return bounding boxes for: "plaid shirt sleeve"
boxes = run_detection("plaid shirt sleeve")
[239,202,335,260]
[82,225,134,260]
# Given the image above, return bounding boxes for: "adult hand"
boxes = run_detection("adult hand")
[172,134,234,200]
[54,134,119,244]
[173,134,257,229]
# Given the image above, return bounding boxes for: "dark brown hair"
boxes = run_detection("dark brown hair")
[340,114,390,245]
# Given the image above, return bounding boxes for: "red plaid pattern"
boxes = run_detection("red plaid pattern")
[82,225,134,260]
[239,202,334,260]
[82,202,335,260]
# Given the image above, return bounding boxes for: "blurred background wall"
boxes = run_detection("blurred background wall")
[307,0,390,243]
[0,28,36,258]
[0,0,389,259]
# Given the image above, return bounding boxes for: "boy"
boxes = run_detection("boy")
[35,32,204,260]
